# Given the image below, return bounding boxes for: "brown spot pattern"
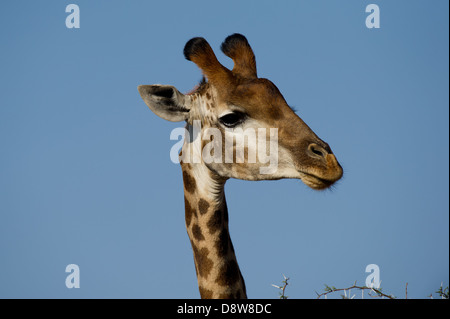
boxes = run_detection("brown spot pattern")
[184,196,194,227]
[215,230,229,257]
[193,246,213,279]
[198,198,210,215]
[215,259,240,287]
[207,210,223,234]
[199,286,213,299]
[192,224,205,241]
[218,292,236,299]
[182,170,196,193]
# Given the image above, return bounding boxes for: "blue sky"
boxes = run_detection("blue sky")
[0,0,448,299]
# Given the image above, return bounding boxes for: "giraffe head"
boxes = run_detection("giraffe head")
[138,34,343,190]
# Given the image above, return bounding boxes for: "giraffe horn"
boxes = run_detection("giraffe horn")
[221,33,257,79]
[184,37,234,89]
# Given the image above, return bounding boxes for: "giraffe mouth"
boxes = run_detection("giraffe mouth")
[297,153,343,190]
[299,171,339,190]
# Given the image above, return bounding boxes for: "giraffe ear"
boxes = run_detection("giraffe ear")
[138,85,191,122]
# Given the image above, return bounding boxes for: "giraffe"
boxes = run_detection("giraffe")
[138,34,343,299]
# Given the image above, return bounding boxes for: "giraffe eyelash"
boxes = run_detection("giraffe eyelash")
[219,111,247,128]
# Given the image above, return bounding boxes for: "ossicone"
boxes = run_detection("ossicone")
[183,36,233,89]
[221,33,257,79]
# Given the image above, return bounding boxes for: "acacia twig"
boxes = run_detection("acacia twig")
[272,274,290,299]
[316,282,395,299]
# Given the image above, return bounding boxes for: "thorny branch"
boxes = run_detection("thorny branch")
[316,282,396,299]
[272,274,290,299]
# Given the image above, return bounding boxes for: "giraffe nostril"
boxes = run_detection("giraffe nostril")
[308,143,328,159]
[312,148,324,157]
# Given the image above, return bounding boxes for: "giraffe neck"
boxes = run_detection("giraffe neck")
[181,161,247,299]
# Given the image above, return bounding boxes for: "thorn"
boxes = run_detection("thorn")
[271,284,281,289]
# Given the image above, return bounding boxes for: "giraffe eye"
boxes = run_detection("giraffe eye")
[219,112,247,128]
